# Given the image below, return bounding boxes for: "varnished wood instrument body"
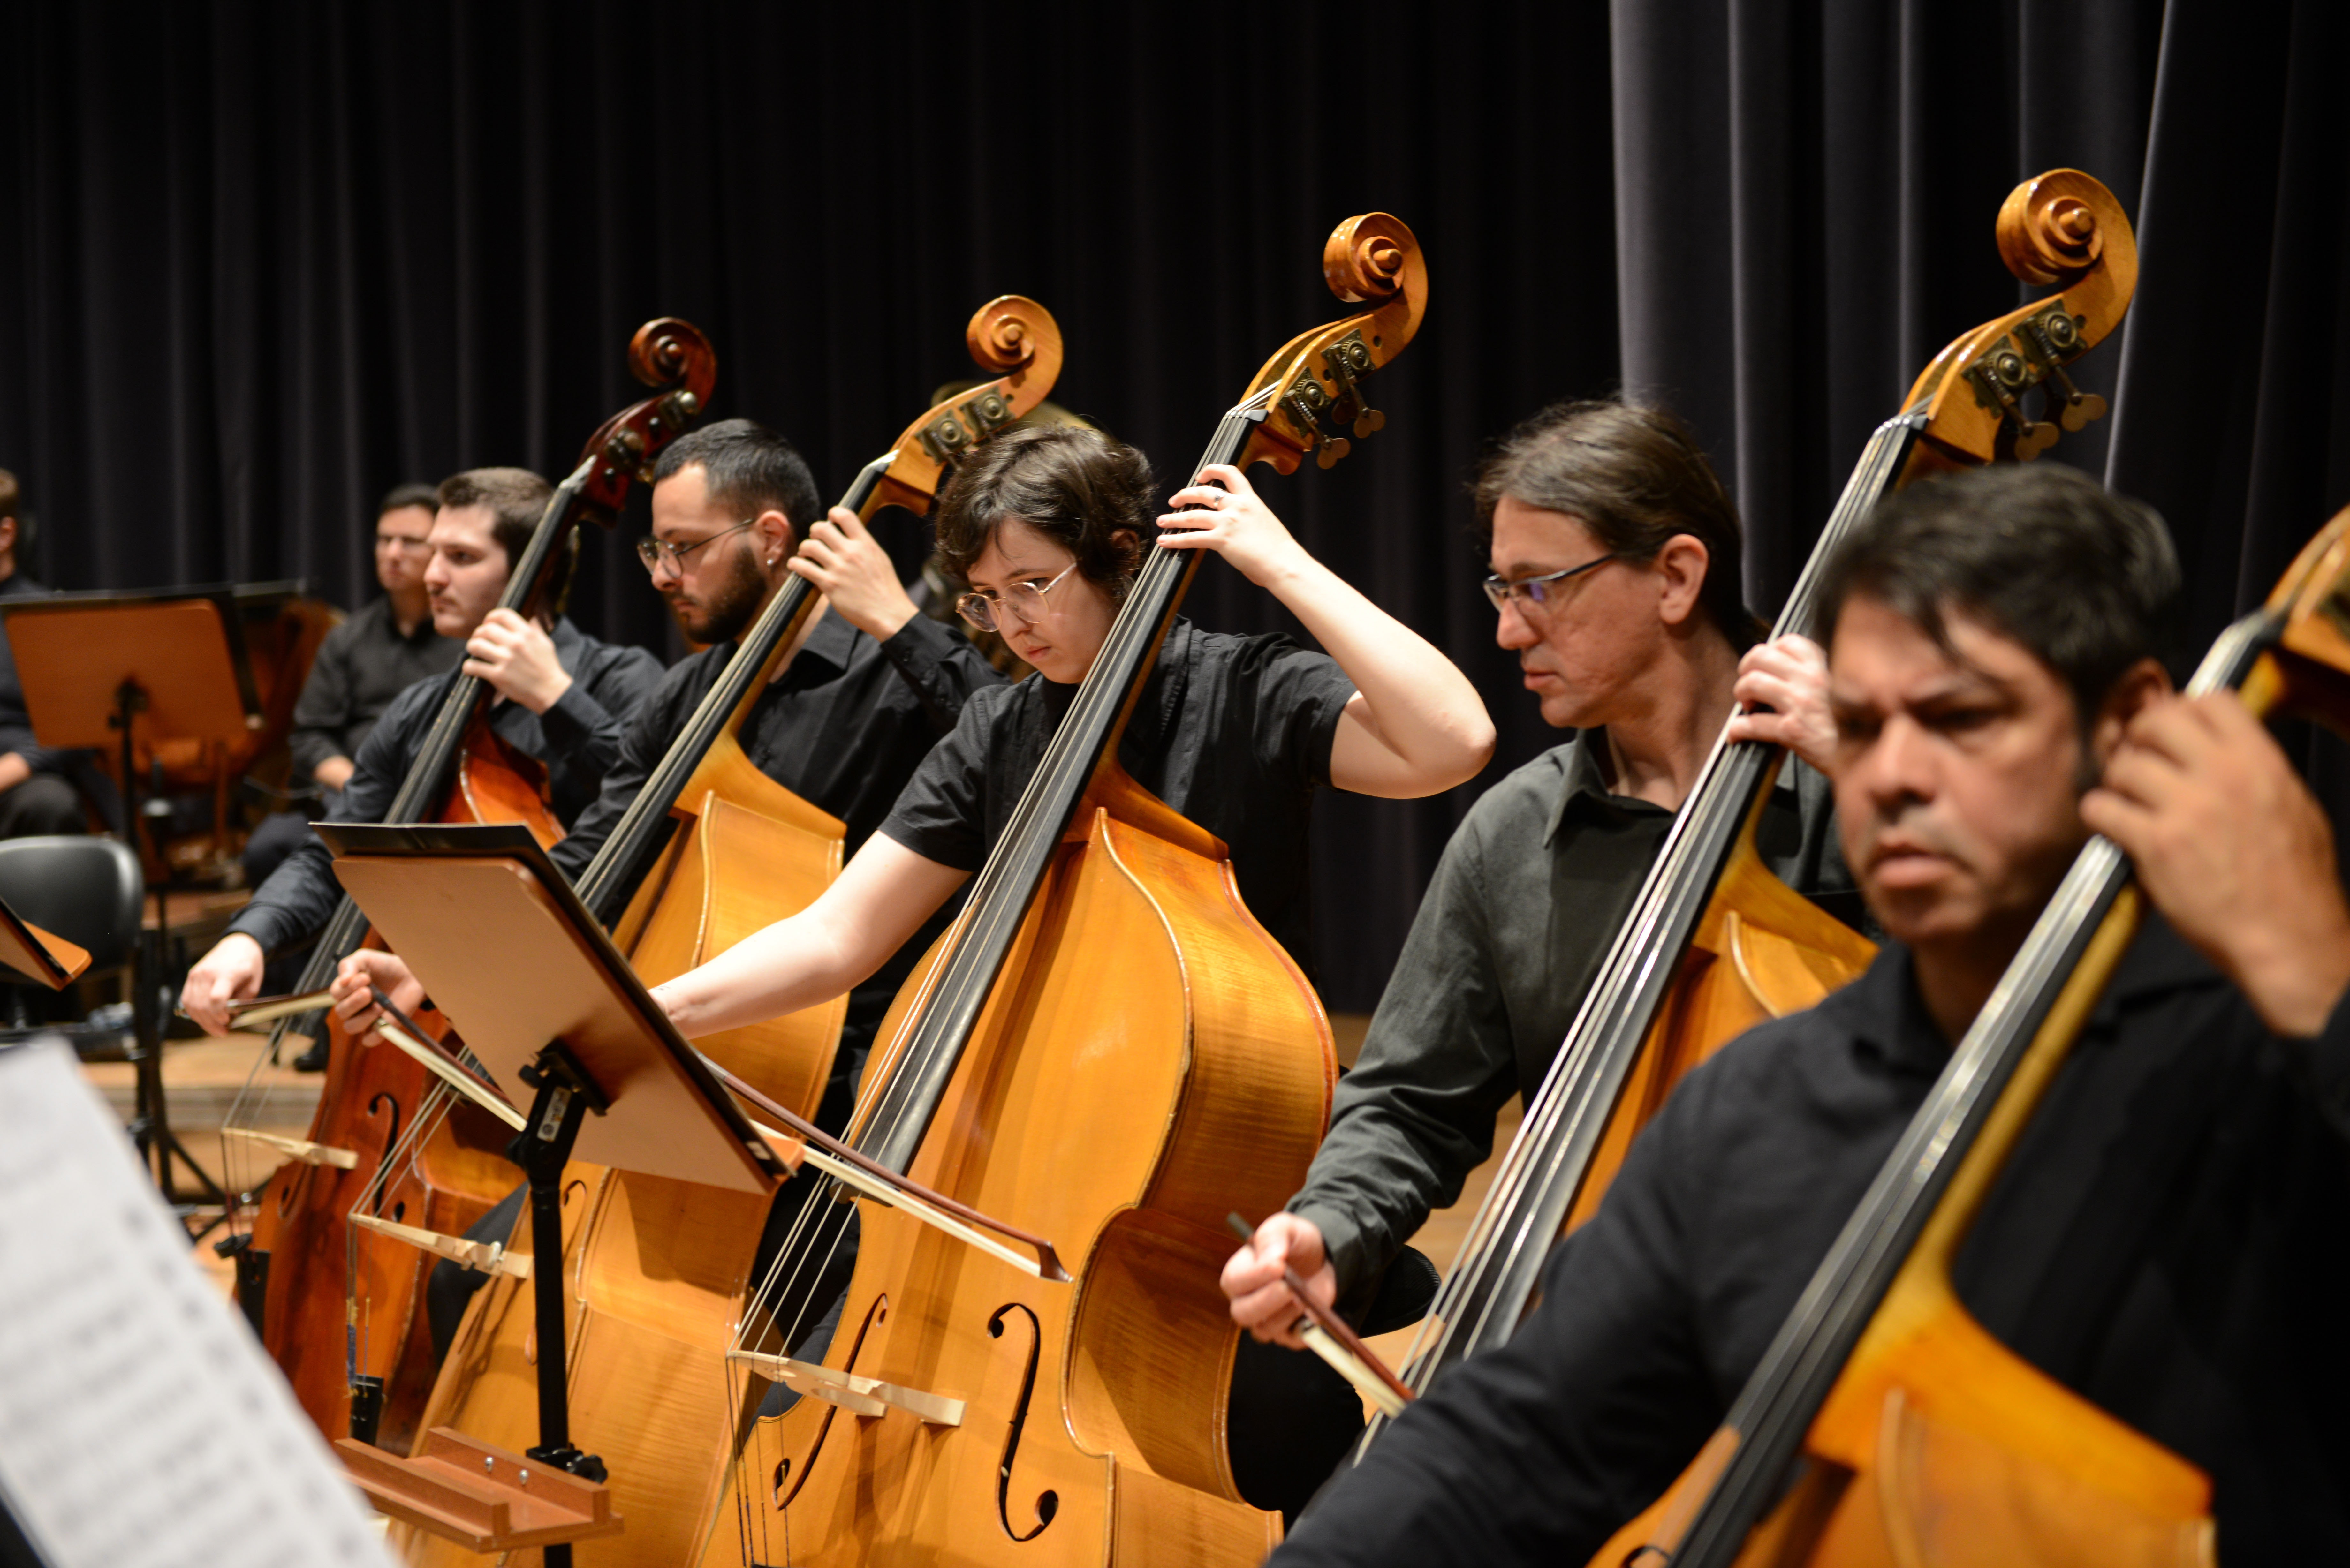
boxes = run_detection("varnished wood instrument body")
[1384,174,2140,1421]
[709,770,1331,1566]
[1594,508,2350,1568]
[693,214,1425,1567]
[247,320,718,1449]
[397,301,1068,1568]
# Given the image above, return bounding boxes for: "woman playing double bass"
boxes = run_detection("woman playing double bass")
[650,423,1497,1513]
[1223,401,1854,1346]
[1274,463,2350,1562]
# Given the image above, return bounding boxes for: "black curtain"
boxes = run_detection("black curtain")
[2,1,2342,1009]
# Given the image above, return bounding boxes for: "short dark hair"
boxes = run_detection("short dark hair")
[934,427,1155,598]
[437,467,556,569]
[1818,464,2181,725]
[377,482,440,519]
[1473,400,1752,647]
[652,419,823,535]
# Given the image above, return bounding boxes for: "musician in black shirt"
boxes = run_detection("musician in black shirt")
[0,470,108,838]
[330,420,1005,1116]
[1275,464,2350,1562]
[240,484,461,884]
[328,420,1007,1358]
[178,467,663,1037]
[647,426,1498,1516]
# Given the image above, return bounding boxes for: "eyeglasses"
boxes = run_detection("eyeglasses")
[636,519,755,573]
[1482,551,1632,615]
[956,563,1079,633]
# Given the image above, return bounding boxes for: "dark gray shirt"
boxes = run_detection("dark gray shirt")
[1277,921,2350,1564]
[288,595,462,783]
[224,617,662,955]
[1290,733,1859,1303]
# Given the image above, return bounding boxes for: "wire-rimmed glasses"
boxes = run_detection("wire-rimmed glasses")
[956,562,1080,633]
[636,519,755,574]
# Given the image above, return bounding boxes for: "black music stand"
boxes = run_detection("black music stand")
[1,589,263,1225]
[318,821,789,1565]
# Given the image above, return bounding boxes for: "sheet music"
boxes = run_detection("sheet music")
[0,1041,395,1568]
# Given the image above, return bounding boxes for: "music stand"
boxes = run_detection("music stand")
[1,588,263,1223]
[317,821,789,1565]
[0,892,93,992]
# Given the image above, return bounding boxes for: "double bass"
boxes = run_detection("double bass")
[212,319,717,1449]
[1589,506,2350,1568]
[700,212,1425,1566]
[394,298,1066,1568]
[1369,170,2138,1431]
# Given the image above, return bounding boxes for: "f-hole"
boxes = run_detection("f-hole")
[364,1092,404,1216]
[987,1303,1058,1541]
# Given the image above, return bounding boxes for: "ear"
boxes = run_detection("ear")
[1108,528,1141,575]
[1652,533,1711,630]
[754,508,795,563]
[2085,656,2175,772]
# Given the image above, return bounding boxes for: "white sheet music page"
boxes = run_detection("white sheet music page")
[0,1040,395,1568]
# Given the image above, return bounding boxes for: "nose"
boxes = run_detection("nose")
[1859,713,1936,811]
[648,551,682,587]
[1493,597,1537,651]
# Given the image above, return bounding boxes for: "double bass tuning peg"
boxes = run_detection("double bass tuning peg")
[2022,317,2109,434]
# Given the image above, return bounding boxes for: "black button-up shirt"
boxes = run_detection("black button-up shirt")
[1290,734,1858,1304]
[549,607,1004,1065]
[224,617,661,955]
[877,619,1358,980]
[1277,917,2350,1563]
[287,595,462,784]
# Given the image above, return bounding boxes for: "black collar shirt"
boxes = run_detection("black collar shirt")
[1276,916,2350,1563]
[877,619,1359,982]
[224,617,662,956]
[547,607,1004,1068]
[1290,732,1860,1308]
[286,595,462,784]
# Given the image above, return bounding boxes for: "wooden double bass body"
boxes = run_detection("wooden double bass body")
[701,214,1427,1568]
[1373,171,2141,1426]
[396,298,1068,1568]
[224,320,719,1451]
[1590,507,2350,1568]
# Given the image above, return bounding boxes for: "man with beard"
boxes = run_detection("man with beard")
[331,419,1006,1355]
[1272,464,2350,1560]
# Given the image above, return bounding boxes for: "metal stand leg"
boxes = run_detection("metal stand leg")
[124,920,226,1233]
[508,1042,610,1568]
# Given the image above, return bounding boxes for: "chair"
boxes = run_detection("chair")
[0,835,144,1036]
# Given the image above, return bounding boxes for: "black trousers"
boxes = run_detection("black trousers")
[0,774,85,839]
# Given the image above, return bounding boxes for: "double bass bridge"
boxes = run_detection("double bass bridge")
[726,1350,965,1427]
